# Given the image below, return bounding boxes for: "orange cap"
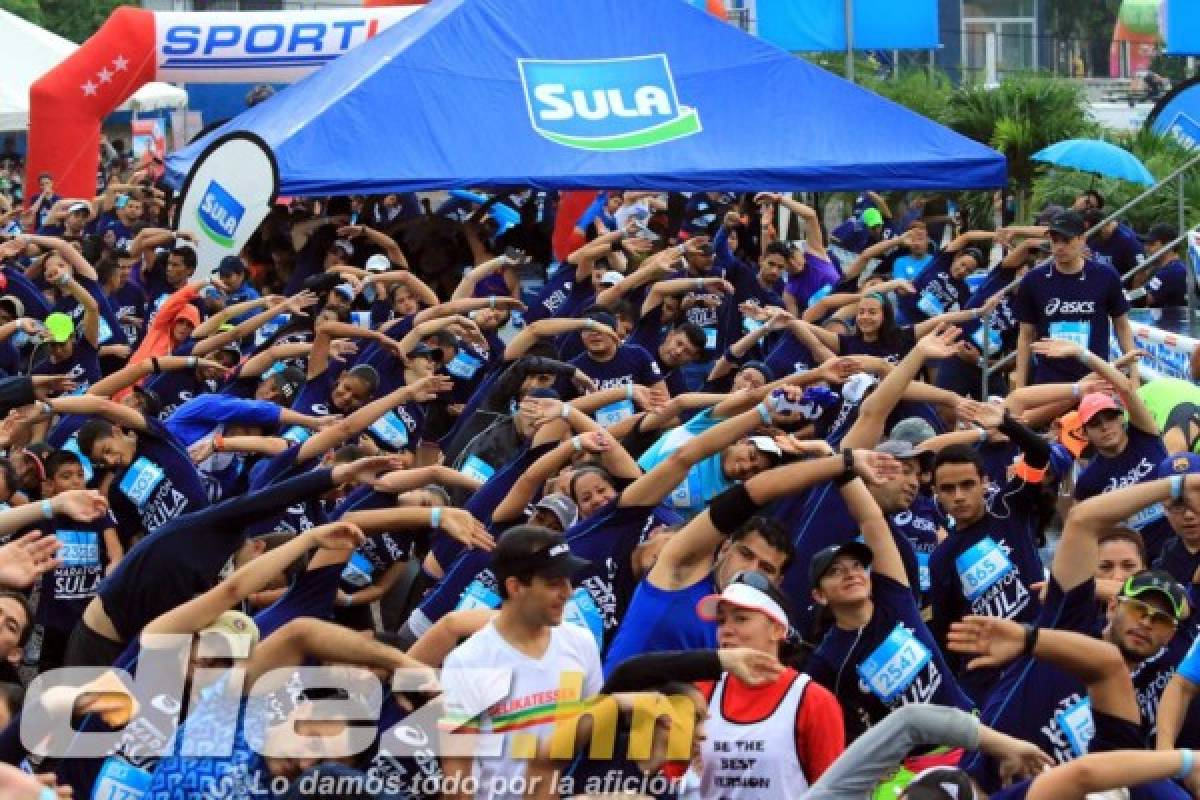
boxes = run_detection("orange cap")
[176,304,201,327]
[1058,410,1088,458]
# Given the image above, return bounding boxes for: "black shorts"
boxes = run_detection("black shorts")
[63,621,125,669]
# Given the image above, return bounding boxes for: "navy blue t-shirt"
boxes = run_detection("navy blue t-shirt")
[54,275,128,348]
[806,572,974,741]
[32,335,100,393]
[898,252,970,325]
[107,417,210,540]
[35,512,117,633]
[966,576,1102,791]
[1012,260,1130,383]
[109,282,148,344]
[1145,259,1189,307]
[838,327,918,364]
[1154,536,1200,588]
[928,478,1046,701]
[568,343,662,394]
[1089,223,1144,274]
[90,213,135,252]
[892,494,944,595]
[524,265,594,324]
[245,445,324,536]
[1074,427,1171,561]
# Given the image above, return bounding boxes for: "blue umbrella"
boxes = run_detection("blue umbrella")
[1032,138,1156,186]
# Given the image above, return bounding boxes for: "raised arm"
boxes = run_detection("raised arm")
[193,292,318,359]
[451,254,515,301]
[949,617,1139,725]
[1156,670,1200,750]
[239,342,312,380]
[503,316,618,362]
[87,354,219,398]
[56,270,100,347]
[1054,475,1181,591]
[842,325,960,449]
[295,375,452,463]
[42,395,147,432]
[308,319,394,380]
[142,522,364,637]
[841,453,907,584]
[1031,338,1157,435]
[413,295,525,326]
[370,270,439,309]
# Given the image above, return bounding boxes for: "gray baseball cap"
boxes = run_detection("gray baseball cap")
[889,417,937,446]
[534,494,579,531]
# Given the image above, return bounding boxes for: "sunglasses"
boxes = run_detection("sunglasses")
[1117,595,1178,631]
[1122,574,1188,619]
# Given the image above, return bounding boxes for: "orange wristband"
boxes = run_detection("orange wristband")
[213,433,225,453]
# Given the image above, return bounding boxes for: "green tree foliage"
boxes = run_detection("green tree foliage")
[943,76,1098,221]
[0,0,44,25]
[0,0,135,43]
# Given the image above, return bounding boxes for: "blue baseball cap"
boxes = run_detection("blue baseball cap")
[1158,452,1200,478]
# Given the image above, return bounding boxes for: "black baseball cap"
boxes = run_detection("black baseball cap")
[582,307,618,331]
[1047,210,1086,239]
[903,767,977,800]
[809,540,873,585]
[1119,569,1189,621]
[492,525,591,582]
[217,255,246,277]
[1140,223,1179,245]
[408,342,443,362]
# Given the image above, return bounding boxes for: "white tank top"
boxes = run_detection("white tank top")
[699,671,812,800]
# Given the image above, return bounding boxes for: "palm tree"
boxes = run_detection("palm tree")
[945,76,1097,223]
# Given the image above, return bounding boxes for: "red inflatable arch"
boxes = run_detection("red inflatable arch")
[26,5,420,199]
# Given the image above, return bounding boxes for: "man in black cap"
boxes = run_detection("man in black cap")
[439,525,601,800]
[1133,223,1190,308]
[1012,210,1135,388]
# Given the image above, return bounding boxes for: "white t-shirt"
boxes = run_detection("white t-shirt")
[441,620,603,800]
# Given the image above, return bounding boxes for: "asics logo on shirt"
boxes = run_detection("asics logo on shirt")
[1044,298,1096,315]
[1104,458,1156,492]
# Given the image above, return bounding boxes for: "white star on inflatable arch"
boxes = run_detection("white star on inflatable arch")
[112,54,129,72]
[81,80,98,96]
[97,67,113,84]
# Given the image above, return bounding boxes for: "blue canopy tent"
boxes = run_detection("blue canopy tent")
[166,0,1006,194]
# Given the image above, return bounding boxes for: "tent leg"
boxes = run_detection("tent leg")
[844,0,855,82]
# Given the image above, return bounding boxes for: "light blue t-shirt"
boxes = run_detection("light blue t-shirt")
[637,409,733,518]
[1179,635,1200,685]
[892,253,934,283]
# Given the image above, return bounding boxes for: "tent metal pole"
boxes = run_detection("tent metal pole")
[1183,174,1195,333]
[845,0,855,82]
[980,315,991,399]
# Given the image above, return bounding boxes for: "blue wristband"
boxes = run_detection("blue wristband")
[1177,749,1194,780]
[431,507,442,530]
[40,499,53,520]
[1171,474,1185,502]
[755,403,771,426]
